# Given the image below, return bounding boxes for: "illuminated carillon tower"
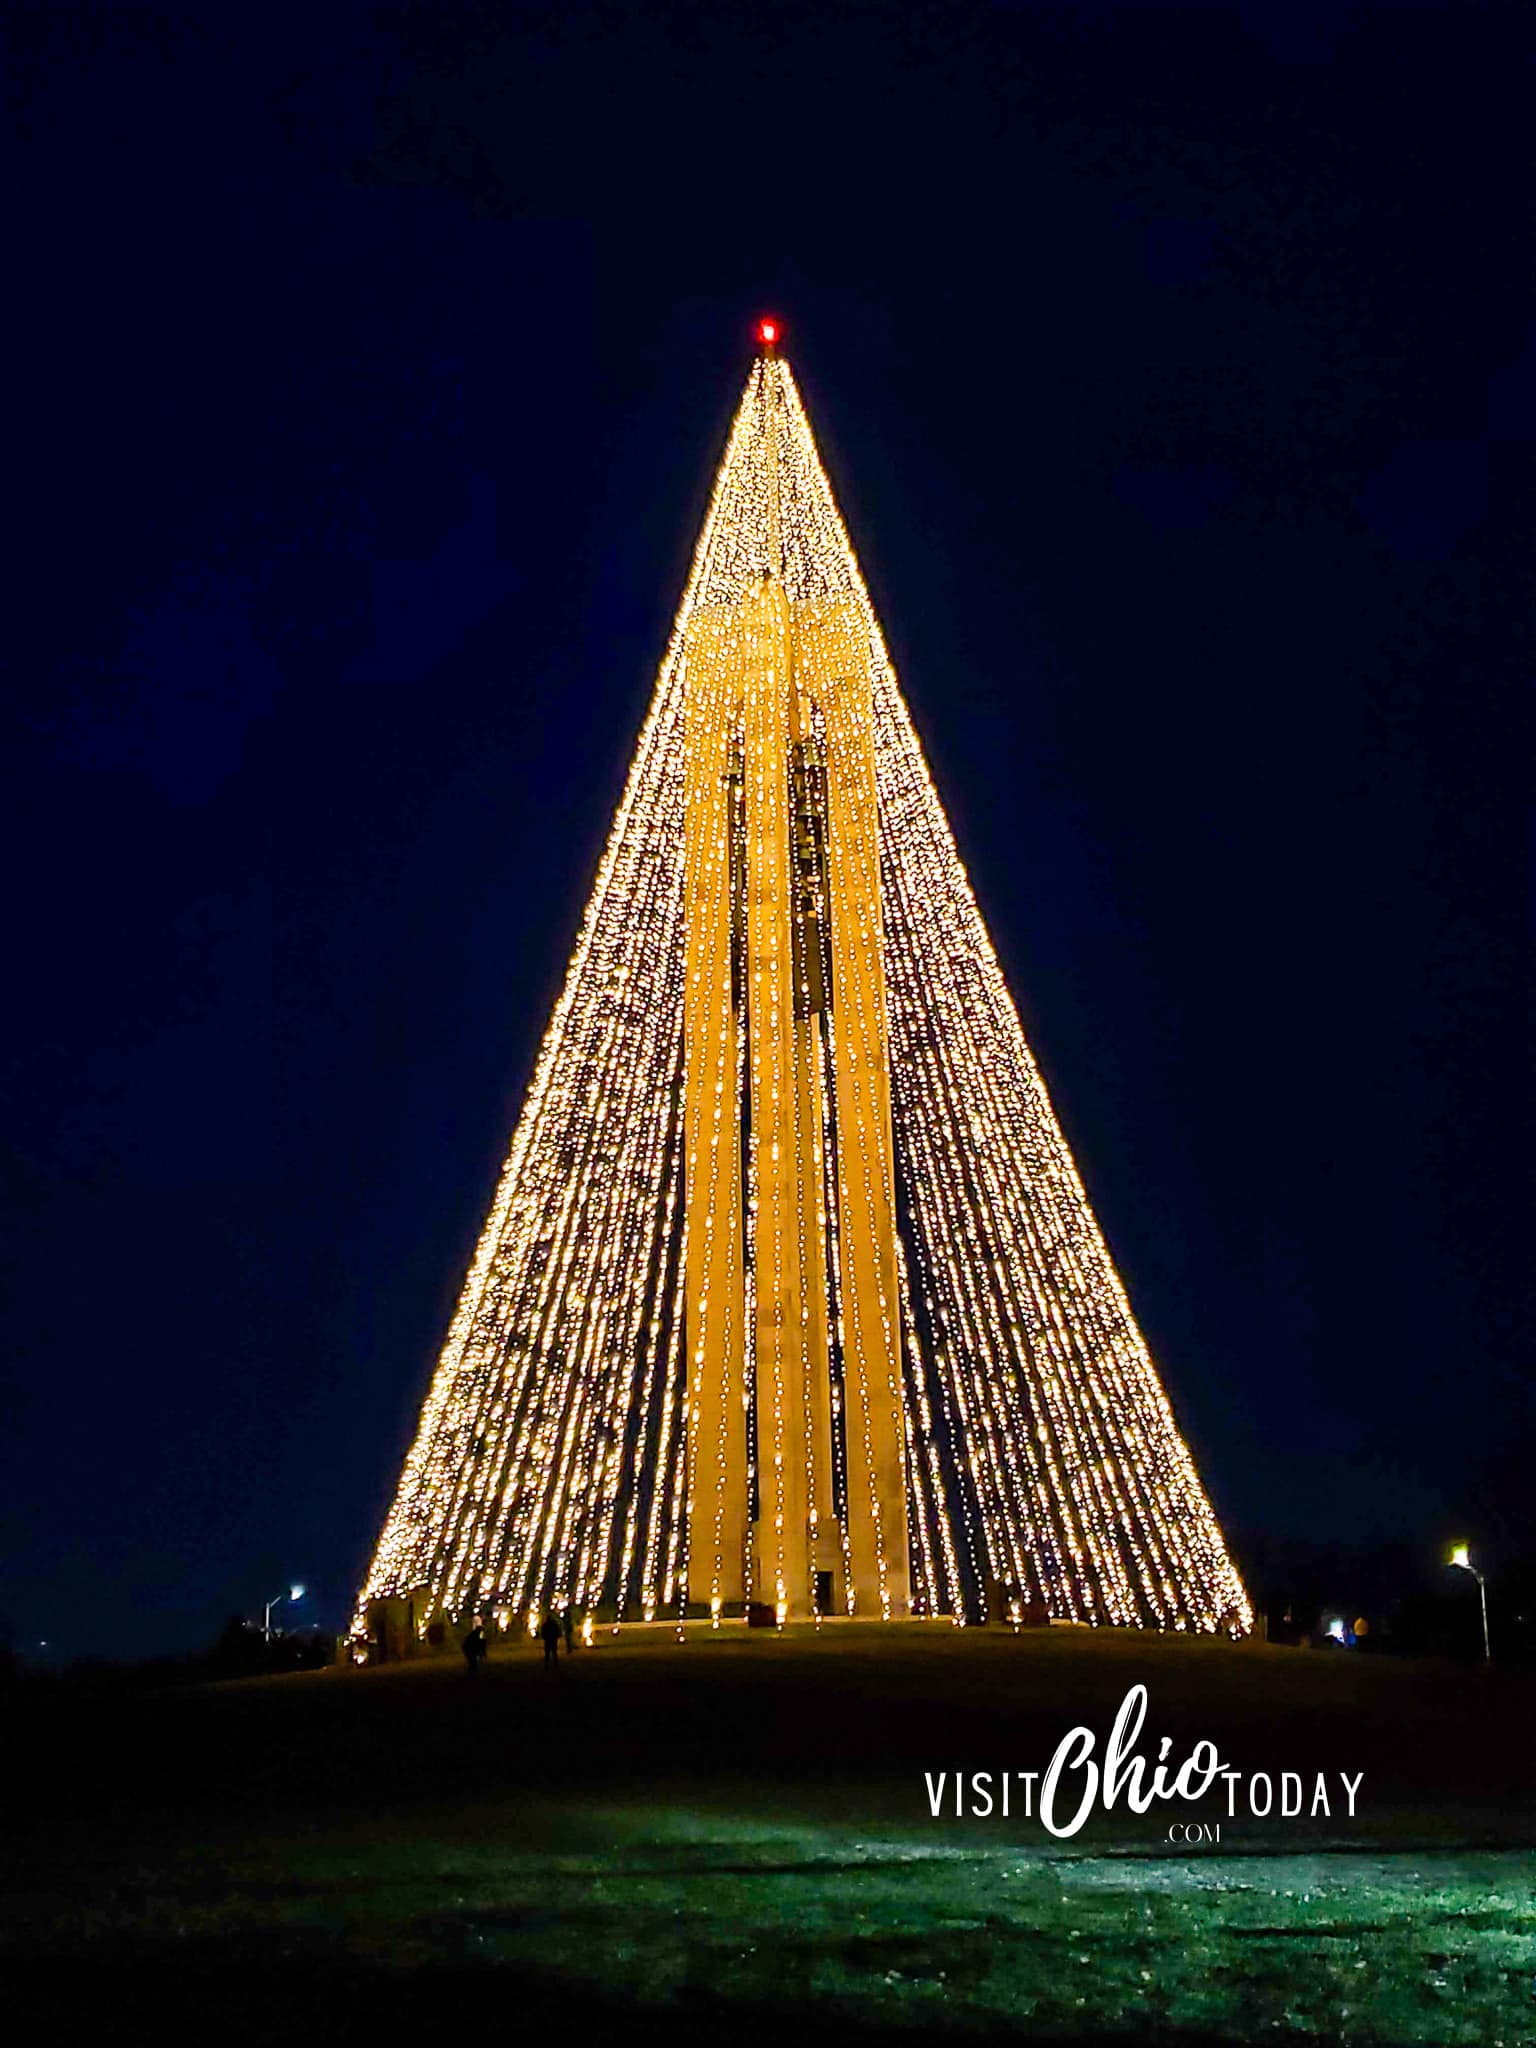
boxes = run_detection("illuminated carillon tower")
[683,544,911,1622]
[355,319,1254,1646]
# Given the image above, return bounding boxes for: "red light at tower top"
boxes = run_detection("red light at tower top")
[758,318,779,349]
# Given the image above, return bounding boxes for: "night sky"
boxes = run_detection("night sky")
[4,3,1524,1660]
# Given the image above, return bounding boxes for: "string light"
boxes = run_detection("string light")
[355,346,1252,1643]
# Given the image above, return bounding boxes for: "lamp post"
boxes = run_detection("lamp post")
[263,1582,306,1644]
[1447,1545,1490,1661]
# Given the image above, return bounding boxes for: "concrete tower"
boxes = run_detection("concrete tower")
[683,557,911,1621]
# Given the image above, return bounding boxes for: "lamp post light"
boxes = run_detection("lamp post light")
[1447,1544,1490,1661]
[263,1582,306,1644]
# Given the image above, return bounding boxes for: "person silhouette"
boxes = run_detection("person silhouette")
[539,1612,563,1667]
[461,1620,487,1676]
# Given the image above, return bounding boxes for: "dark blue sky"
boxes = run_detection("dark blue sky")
[3,3,1524,1658]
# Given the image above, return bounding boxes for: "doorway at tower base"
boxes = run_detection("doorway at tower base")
[746,1517,851,1621]
[682,1518,922,1621]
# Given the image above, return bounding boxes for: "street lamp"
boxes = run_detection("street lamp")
[1447,1544,1490,1661]
[263,1582,306,1644]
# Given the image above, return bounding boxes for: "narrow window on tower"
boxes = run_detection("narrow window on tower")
[789,727,832,1019]
[726,730,746,1015]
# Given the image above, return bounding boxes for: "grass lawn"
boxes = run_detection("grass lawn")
[4,1625,1532,2044]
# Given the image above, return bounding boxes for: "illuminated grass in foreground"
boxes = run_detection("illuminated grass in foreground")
[5,1815,1531,2044]
[5,1629,1531,2043]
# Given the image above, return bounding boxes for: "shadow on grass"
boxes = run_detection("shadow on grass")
[4,1942,1348,2047]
